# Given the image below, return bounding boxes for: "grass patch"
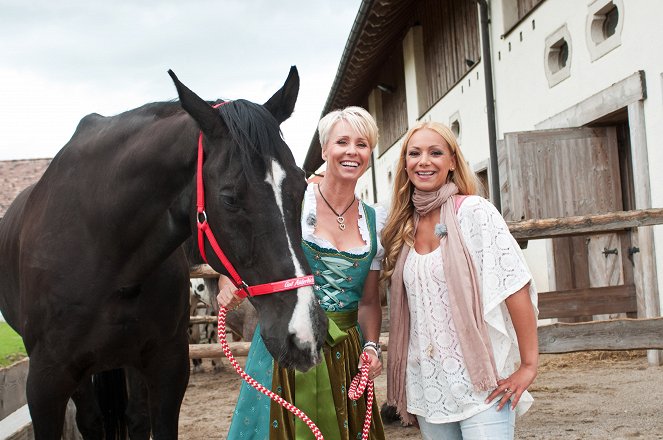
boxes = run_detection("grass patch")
[0,322,27,367]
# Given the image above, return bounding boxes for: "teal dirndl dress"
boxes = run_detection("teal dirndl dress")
[226,202,385,440]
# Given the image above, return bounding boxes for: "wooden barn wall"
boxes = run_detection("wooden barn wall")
[518,0,544,21]
[416,0,480,113]
[377,48,407,154]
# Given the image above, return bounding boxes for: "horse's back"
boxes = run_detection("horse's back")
[0,185,34,333]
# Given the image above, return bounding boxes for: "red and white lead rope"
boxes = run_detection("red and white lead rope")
[217,307,374,440]
[348,351,375,439]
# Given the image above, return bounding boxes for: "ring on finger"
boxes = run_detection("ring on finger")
[504,388,513,394]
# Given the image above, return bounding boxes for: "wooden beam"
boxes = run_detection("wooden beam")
[191,318,663,358]
[189,316,217,325]
[190,342,251,358]
[189,264,220,278]
[190,319,663,358]
[538,317,663,354]
[507,208,663,240]
[538,284,636,319]
[188,333,391,359]
[535,71,645,130]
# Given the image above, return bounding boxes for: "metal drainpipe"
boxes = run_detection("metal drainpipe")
[477,0,501,212]
[370,151,378,204]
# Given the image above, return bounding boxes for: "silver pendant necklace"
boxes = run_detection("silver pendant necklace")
[318,184,356,231]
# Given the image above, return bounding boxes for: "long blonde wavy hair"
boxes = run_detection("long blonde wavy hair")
[381,121,479,281]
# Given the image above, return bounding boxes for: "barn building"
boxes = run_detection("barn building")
[304,0,663,363]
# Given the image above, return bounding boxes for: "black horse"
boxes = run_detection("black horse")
[0,67,327,439]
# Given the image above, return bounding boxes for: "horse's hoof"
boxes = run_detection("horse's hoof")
[212,360,225,373]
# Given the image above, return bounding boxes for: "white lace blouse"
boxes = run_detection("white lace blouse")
[403,196,538,423]
[301,184,386,270]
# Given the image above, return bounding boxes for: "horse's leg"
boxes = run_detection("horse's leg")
[124,367,151,440]
[71,377,104,440]
[143,342,190,439]
[26,352,79,439]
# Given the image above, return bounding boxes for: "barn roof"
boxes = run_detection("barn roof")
[302,0,418,174]
[0,158,52,218]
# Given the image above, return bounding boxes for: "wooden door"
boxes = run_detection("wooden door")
[500,127,636,320]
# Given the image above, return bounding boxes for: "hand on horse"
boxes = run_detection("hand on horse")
[485,363,537,411]
[359,349,382,381]
[217,275,244,310]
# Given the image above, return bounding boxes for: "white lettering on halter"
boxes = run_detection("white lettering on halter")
[282,275,314,289]
[265,161,316,351]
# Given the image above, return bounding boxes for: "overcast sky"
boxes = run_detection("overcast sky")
[0,0,361,166]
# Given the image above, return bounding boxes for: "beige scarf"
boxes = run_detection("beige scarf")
[386,183,498,424]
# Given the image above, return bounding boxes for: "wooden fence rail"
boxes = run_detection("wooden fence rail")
[188,317,663,358]
[187,208,663,359]
[506,207,663,240]
[537,316,663,353]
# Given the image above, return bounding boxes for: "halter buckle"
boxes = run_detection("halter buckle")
[197,210,208,225]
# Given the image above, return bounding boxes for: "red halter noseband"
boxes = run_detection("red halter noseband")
[195,102,314,298]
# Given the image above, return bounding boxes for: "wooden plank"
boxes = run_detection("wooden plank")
[190,342,249,358]
[538,317,663,354]
[192,318,663,358]
[189,332,391,359]
[535,71,646,130]
[190,316,217,325]
[538,284,636,320]
[628,100,661,366]
[507,207,663,240]
[504,127,621,221]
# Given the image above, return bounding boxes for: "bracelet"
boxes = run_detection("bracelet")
[363,341,382,359]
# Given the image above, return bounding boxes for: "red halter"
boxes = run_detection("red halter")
[196,102,314,298]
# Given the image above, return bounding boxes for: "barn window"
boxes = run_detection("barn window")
[415,0,480,114]
[449,112,461,144]
[586,0,623,61]
[545,25,572,87]
[374,47,407,157]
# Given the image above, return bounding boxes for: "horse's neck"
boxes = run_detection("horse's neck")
[112,116,199,280]
[106,114,196,225]
[56,113,198,282]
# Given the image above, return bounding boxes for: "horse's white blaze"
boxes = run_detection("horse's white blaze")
[265,160,317,353]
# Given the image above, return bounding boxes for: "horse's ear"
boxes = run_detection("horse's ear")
[263,66,299,124]
[168,70,222,135]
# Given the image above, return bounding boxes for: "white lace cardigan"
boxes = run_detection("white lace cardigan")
[403,195,538,423]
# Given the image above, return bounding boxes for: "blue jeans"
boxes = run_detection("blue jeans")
[417,402,515,440]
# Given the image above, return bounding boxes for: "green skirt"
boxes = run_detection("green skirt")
[268,311,385,440]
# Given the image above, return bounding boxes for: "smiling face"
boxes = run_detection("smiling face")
[321,119,372,183]
[405,128,457,192]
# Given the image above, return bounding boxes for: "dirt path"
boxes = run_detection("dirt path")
[180,351,663,439]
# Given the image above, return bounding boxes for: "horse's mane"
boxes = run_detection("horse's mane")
[217,99,287,181]
[65,99,285,183]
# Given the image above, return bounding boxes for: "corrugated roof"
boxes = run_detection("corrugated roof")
[303,0,418,174]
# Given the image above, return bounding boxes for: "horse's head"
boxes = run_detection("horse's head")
[169,67,327,371]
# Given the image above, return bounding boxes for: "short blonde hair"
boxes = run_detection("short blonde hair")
[318,106,378,150]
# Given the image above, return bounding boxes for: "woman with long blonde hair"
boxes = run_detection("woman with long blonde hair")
[382,121,538,439]
[381,122,478,280]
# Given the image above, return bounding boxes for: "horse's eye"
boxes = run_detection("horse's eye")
[222,195,239,211]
